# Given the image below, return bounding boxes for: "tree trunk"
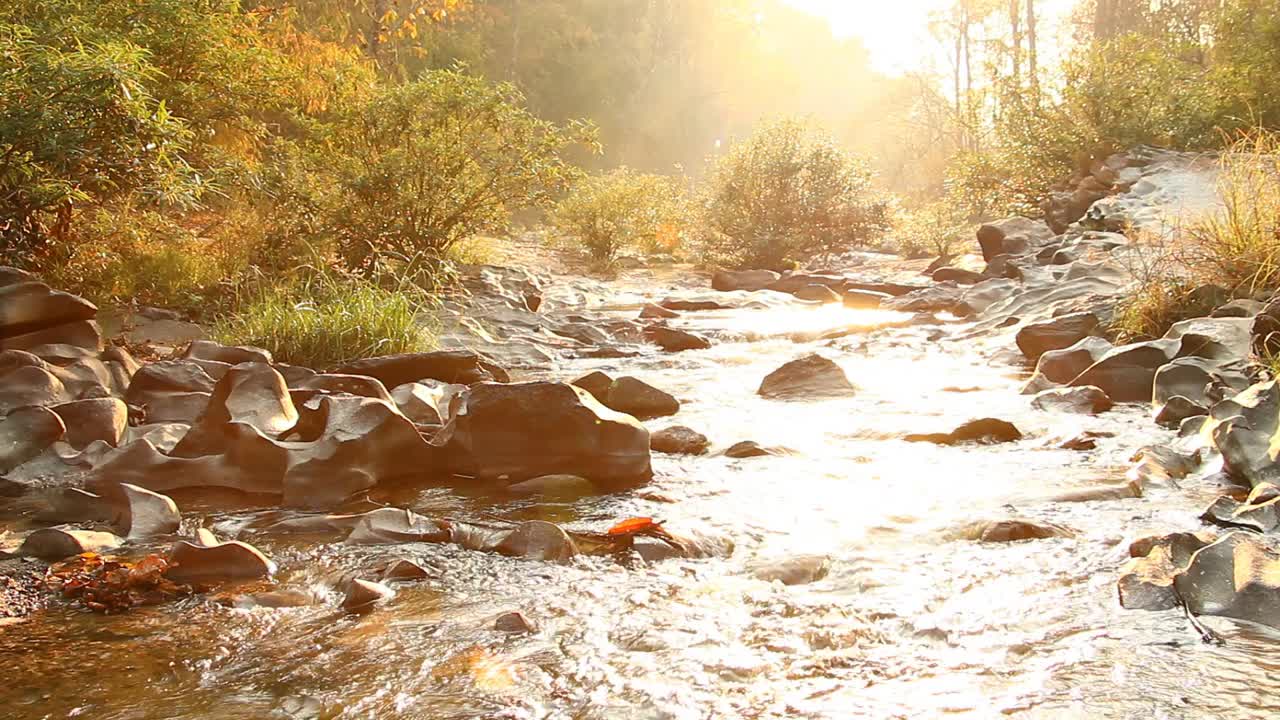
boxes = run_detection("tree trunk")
[1009,0,1022,88]
[1027,0,1038,96]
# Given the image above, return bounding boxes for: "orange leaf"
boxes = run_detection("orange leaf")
[607,517,662,536]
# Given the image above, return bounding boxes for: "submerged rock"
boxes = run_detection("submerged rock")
[650,426,710,455]
[954,519,1075,542]
[758,354,855,400]
[750,555,831,585]
[905,418,1022,445]
[341,578,394,613]
[505,474,597,497]
[644,325,712,352]
[494,611,539,634]
[724,440,788,458]
[1031,386,1113,414]
[496,520,578,562]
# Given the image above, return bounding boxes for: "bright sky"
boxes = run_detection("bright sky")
[783,0,1076,76]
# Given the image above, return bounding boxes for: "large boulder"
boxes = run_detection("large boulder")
[1015,312,1101,362]
[333,350,506,388]
[712,269,780,292]
[765,274,846,295]
[115,483,181,538]
[1210,380,1280,487]
[794,284,842,303]
[49,397,128,449]
[289,373,394,404]
[975,217,1053,262]
[0,406,65,473]
[3,319,103,353]
[841,289,889,309]
[184,340,272,365]
[1022,336,1113,394]
[0,364,72,413]
[1070,339,1178,403]
[435,382,652,484]
[166,539,275,584]
[1117,532,1214,612]
[758,354,855,400]
[389,380,459,427]
[605,376,679,420]
[1173,533,1280,629]
[0,280,97,339]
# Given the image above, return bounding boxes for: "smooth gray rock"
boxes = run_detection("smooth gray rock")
[50,398,128,449]
[0,406,65,473]
[758,354,855,400]
[496,520,578,562]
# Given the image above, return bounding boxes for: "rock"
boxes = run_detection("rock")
[494,611,539,633]
[49,398,128,449]
[758,354,855,400]
[115,483,181,538]
[841,290,889,309]
[955,519,1075,542]
[505,474,597,497]
[1173,533,1280,628]
[1214,298,1264,318]
[1031,386,1113,414]
[1154,395,1208,428]
[1200,484,1280,533]
[883,285,964,314]
[341,578,394,613]
[344,508,449,544]
[289,373,393,404]
[765,274,846,295]
[750,555,831,585]
[380,559,432,581]
[1015,312,1101,361]
[0,281,97,338]
[39,488,116,524]
[19,528,122,560]
[633,528,734,561]
[3,319,103,353]
[1070,339,1178,403]
[639,303,679,319]
[0,364,71,414]
[389,380,458,427]
[1252,297,1280,357]
[166,540,275,584]
[650,426,710,455]
[495,520,578,562]
[333,350,506,388]
[905,418,1022,445]
[435,382,651,484]
[794,284,842,303]
[184,340,272,365]
[659,298,729,311]
[930,267,985,285]
[125,360,218,407]
[570,370,613,404]
[606,376,679,419]
[712,269,780,292]
[724,440,787,458]
[194,528,220,547]
[1118,532,1214,611]
[1022,336,1113,393]
[175,362,298,455]
[644,325,712,352]
[1210,380,1280,487]
[0,406,65,473]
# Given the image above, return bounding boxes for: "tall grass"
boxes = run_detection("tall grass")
[214,262,437,369]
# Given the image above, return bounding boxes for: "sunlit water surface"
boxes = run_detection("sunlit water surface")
[3,275,1279,720]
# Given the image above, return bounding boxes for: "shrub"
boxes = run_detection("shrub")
[214,267,435,369]
[888,201,972,260]
[553,168,690,268]
[318,68,595,272]
[699,119,889,270]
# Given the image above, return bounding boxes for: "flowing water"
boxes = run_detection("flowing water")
[3,262,1280,720]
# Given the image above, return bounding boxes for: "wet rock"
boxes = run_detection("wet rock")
[166,540,275,584]
[115,483,181,538]
[184,340,272,365]
[766,274,845,296]
[389,380,458,427]
[49,397,128,449]
[606,376,679,420]
[0,406,65,473]
[1210,380,1280,487]
[494,611,539,633]
[194,528,220,547]
[724,440,787,458]
[333,350,506,388]
[1031,386,1113,414]
[1173,532,1280,628]
[1118,532,1214,611]
[712,269,780,292]
[570,370,613,404]
[659,298,730,311]
[841,289,888,309]
[639,303,679,319]
[750,555,831,585]
[650,426,710,455]
[905,418,1022,445]
[955,519,1075,542]
[758,354,855,400]
[344,508,449,544]
[380,558,432,581]
[289,373,393,404]
[883,285,964,314]
[436,382,651,484]
[1129,445,1201,486]
[1016,312,1101,362]
[644,325,712,352]
[1021,336,1113,394]
[794,284,842,303]
[930,267,985,285]
[496,520,578,562]
[0,280,97,338]
[19,528,121,560]
[1200,484,1280,533]
[341,578,394,613]
[1154,395,1208,428]
[505,474,597,497]
[1152,357,1218,408]
[633,528,734,561]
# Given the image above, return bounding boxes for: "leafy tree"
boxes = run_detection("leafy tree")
[314,67,596,271]
[553,168,690,267]
[699,119,889,270]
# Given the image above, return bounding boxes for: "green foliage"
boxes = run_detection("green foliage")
[699,119,890,270]
[889,202,973,260]
[315,68,594,272]
[215,265,436,368]
[0,23,195,261]
[553,168,690,268]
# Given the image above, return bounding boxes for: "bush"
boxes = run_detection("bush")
[698,119,889,270]
[553,168,690,267]
[888,201,972,260]
[214,267,436,368]
[318,68,595,272]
